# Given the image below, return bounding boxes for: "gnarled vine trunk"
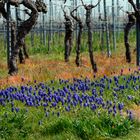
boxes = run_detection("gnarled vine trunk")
[85,5,97,73]
[9,2,38,75]
[124,12,135,62]
[62,7,73,62]
[81,0,101,73]
[70,6,83,66]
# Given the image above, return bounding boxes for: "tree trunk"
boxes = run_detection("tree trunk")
[75,27,83,66]
[124,13,135,62]
[9,1,38,75]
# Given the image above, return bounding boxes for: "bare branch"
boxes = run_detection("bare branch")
[93,0,101,8]
[119,6,129,14]
[80,0,85,7]
[61,5,67,16]
[128,0,138,12]
[70,5,82,21]
[81,0,101,9]
[64,0,66,4]
[71,5,82,13]
[24,9,31,16]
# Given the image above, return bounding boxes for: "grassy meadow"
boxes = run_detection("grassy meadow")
[0,30,140,140]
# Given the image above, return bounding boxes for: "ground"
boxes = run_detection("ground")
[0,51,138,87]
[0,51,140,120]
[0,45,140,139]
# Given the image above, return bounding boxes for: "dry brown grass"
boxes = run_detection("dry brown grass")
[0,50,139,88]
[0,50,140,120]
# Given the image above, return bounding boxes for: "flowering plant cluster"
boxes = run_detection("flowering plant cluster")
[0,73,140,121]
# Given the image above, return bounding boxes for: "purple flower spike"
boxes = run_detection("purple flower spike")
[57,112,60,117]
[15,107,20,113]
[118,103,124,111]
[128,111,133,120]
[38,120,42,125]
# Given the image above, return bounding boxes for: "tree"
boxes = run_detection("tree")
[81,0,101,73]
[62,6,74,62]
[70,5,83,66]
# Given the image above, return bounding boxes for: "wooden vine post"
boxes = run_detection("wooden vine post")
[136,0,140,65]
[48,0,52,52]
[6,2,11,68]
[112,0,116,51]
[103,0,111,57]
[116,0,120,38]
[98,2,101,46]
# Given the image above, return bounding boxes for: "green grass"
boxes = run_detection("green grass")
[24,30,136,60]
[0,30,136,61]
[0,30,139,140]
[1,74,140,140]
[0,107,139,140]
